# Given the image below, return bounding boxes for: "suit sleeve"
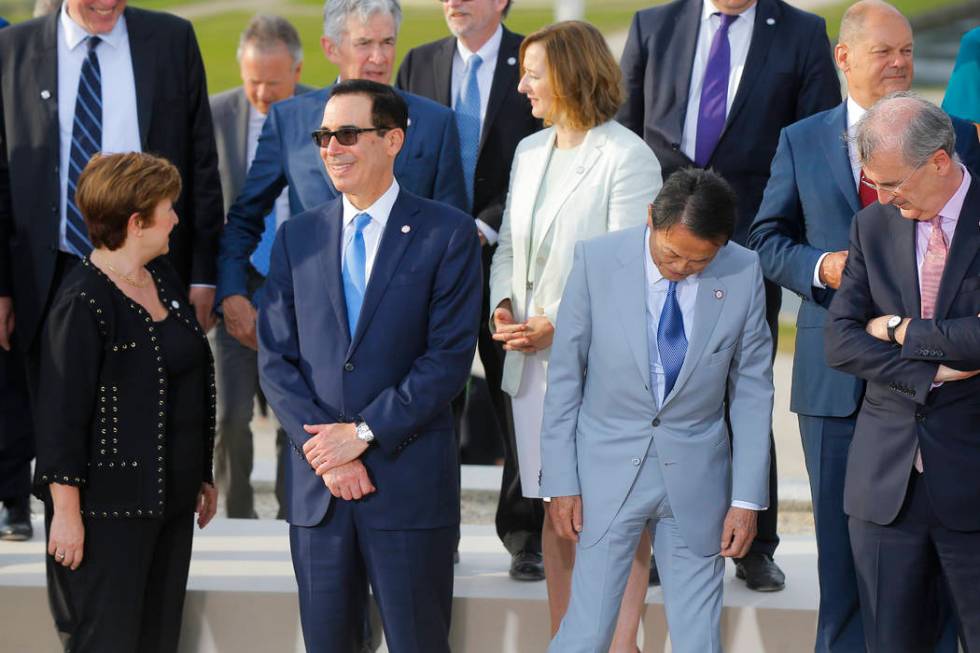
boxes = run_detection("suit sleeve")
[216,106,289,306]
[727,259,774,508]
[824,215,938,403]
[257,224,337,451]
[431,110,468,211]
[794,18,842,121]
[538,241,591,498]
[901,316,980,369]
[748,128,830,305]
[616,12,647,136]
[359,217,482,454]
[183,22,224,286]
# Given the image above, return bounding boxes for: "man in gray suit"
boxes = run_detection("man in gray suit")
[210,15,311,518]
[541,169,773,652]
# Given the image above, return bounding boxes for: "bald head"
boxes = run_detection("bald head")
[835,0,913,108]
[839,0,908,47]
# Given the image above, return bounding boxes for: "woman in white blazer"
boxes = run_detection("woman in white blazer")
[488,21,662,652]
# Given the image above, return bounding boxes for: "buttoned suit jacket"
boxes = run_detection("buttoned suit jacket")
[616,0,841,244]
[539,226,773,556]
[256,189,482,528]
[825,177,980,530]
[0,7,223,346]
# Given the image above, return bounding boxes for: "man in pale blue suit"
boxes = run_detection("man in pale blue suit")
[541,169,773,652]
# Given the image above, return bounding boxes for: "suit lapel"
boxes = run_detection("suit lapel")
[316,201,351,343]
[821,104,861,216]
[349,192,419,353]
[125,9,156,148]
[480,27,521,151]
[935,178,980,319]
[434,38,455,107]
[671,0,703,138]
[613,240,653,394]
[32,14,60,158]
[721,0,778,138]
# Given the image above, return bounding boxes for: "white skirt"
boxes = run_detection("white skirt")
[511,349,549,499]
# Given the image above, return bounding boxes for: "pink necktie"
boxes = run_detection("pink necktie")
[915,216,948,472]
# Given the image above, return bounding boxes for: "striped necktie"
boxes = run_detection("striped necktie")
[66,36,102,257]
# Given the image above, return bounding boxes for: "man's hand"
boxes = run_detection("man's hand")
[818,251,849,289]
[302,423,369,475]
[934,364,980,384]
[196,482,218,529]
[548,495,583,542]
[478,230,488,247]
[322,460,376,500]
[221,294,258,350]
[719,507,758,558]
[0,296,13,351]
[188,286,217,334]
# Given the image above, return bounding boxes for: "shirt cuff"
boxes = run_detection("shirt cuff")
[475,219,499,246]
[812,252,830,289]
[731,500,766,511]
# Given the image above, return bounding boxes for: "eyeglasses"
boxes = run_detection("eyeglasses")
[310,126,388,148]
[860,161,926,198]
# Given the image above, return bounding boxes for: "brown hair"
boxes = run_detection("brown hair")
[75,152,182,250]
[520,21,624,131]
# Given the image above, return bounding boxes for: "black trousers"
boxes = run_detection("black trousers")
[0,342,34,508]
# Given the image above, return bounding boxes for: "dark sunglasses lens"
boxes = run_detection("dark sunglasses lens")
[335,129,360,146]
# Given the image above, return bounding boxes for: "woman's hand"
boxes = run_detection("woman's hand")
[196,482,218,529]
[497,315,554,353]
[48,484,85,571]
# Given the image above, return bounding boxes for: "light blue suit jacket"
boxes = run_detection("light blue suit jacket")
[539,227,773,556]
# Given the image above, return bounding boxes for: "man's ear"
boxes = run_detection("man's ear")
[386,127,405,157]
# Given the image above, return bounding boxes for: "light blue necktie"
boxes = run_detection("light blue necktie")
[250,210,277,277]
[454,54,483,210]
[658,281,688,398]
[342,213,372,337]
[66,36,102,257]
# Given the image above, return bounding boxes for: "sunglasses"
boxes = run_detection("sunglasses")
[310,126,389,148]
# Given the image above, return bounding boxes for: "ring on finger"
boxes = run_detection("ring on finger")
[55,551,65,560]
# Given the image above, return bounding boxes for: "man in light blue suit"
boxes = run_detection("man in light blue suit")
[748,3,976,650]
[542,169,773,652]
[257,80,481,652]
[218,0,467,351]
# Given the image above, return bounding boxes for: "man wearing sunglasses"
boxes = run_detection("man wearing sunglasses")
[257,79,481,653]
[217,0,467,353]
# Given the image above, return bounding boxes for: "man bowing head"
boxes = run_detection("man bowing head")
[257,79,482,653]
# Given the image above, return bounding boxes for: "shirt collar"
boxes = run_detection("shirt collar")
[846,95,866,135]
[701,0,756,25]
[61,3,128,51]
[342,179,400,230]
[456,24,503,66]
[644,226,700,288]
[938,164,971,223]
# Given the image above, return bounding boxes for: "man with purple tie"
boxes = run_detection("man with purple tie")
[617,0,841,590]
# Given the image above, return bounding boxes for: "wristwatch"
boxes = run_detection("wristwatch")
[354,420,375,444]
[886,315,903,343]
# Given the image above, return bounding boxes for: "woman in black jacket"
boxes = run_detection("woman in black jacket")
[35,152,217,652]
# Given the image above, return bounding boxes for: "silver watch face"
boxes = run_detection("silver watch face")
[888,315,902,328]
[356,423,374,442]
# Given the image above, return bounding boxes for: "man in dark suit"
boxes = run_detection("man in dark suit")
[258,79,481,653]
[217,0,466,354]
[748,3,979,650]
[617,0,842,589]
[826,94,980,652]
[395,0,544,581]
[0,0,222,543]
[210,14,314,520]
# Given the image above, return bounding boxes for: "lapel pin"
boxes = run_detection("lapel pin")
[407,117,412,127]
[171,300,180,309]
[40,90,51,99]
[507,57,517,66]
[714,289,724,300]
[766,17,776,25]
[401,225,411,234]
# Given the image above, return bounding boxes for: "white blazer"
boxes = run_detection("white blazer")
[489,119,663,396]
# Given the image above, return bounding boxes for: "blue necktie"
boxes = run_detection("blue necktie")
[250,210,277,277]
[695,14,738,167]
[342,213,372,337]
[658,281,688,398]
[454,54,483,210]
[66,36,102,257]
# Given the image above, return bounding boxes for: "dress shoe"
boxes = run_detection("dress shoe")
[649,555,660,586]
[509,551,545,581]
[0,505,33,541]
[734,552,785,592]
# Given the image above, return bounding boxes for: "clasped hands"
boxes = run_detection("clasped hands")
[865,313,980,383]
[492,299,554,353]
[302,423,376,500]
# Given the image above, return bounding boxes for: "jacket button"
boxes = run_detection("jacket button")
[344,362,354,372]
[651,418,660,427]
[631,458,641,466]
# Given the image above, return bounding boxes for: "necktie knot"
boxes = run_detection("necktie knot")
[716,13,738,30]
[465,53,483,75]
[353,212,372,233]
[87,36,102,52]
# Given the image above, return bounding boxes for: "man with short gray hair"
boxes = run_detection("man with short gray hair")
[826,93,980,651]
[210,14,311,519]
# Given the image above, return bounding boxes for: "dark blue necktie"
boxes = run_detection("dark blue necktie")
[695,14,738,167]
[658,281,688,398]
[66,36,102,257]
[342,213,372,337]
[454,54,483,210]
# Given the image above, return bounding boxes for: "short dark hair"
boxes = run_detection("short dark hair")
[329,79,409,132]
[650,168,736,243]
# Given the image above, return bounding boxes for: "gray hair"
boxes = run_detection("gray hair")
[33,0,61,17]
[322,0,402,44]
[237,14,304,67]
[854,92,956,167]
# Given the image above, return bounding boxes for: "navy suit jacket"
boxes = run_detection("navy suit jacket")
[748,102,980,418]
[617,0,841,244]
[257,188,482,528]
[825,177,980,530]
[216,85,467,305]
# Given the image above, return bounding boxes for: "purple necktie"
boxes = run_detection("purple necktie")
[695,13,738,167]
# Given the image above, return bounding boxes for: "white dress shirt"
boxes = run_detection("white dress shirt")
[340,179,399,283]
[247,105,290,229]
[643,228,763,511]
[57,5,141,253]
[680,0,756,162]
[451,26,503,246]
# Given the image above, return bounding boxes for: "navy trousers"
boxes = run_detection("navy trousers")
[289,498,456,653]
